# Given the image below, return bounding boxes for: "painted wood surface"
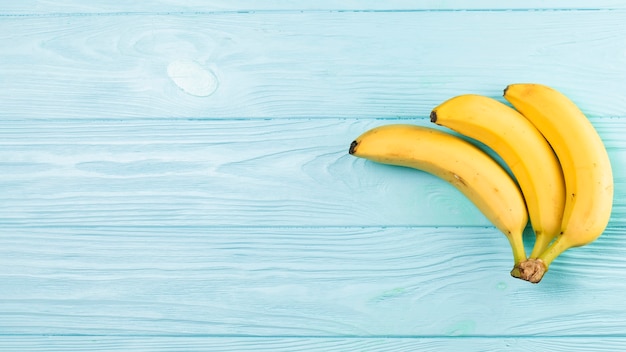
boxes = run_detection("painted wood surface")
[1,119,625,227]
[2,10,626,119]
[2,337,626,352]
[3,1,626,15]
[2,226,626,337]
[1,2,626,350]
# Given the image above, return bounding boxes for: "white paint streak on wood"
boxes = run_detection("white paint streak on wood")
[167,60,218,97]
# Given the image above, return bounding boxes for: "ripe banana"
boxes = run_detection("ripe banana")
[430,94,566,264]
[504,83,614,283]
[349,124,529,269]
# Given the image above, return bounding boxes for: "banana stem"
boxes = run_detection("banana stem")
[518,259,546,283]
[517,235,571,283]
[538,235,571,268]
[506,231,527,278]
[529,231,555,259]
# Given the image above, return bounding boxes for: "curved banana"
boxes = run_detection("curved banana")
[349,124,529,269]
[430,94,566,263]
[504,83,614,283]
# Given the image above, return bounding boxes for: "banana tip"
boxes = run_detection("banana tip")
[349,140,358,155]
[429,110,438,123]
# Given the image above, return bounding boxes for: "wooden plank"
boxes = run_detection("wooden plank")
[1,226,626,337]
[1,11,626,119]
[2,336,626,352]
[1,119,624,227]
[2,1,626,15]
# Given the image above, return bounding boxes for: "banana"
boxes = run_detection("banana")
[504,83,614,283]
[430,94,566,266]
[349,124,529,270]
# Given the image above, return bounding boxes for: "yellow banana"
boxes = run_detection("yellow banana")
[349,124,529,270]
[430,94,566,264]
[504,83,614,283]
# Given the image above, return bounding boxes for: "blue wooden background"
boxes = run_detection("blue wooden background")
[2,1,626,350]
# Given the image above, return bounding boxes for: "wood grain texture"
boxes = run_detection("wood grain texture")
[1,10,626,119]
[1,119,624,227]
[3,1,626,15]
[2,226,626,337]
[2,337,626,352]
[2,2,626,350]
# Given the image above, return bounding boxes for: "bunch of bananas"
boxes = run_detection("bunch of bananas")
[349,83,613,283]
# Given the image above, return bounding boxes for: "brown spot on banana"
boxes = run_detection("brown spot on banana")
[453,174,467,187]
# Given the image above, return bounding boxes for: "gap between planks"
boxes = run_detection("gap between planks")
[1,8,622,18]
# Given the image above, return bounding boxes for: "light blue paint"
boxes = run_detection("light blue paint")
[1,2,626,351]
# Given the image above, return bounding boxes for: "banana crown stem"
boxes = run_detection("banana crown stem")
[518,259,547,283]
